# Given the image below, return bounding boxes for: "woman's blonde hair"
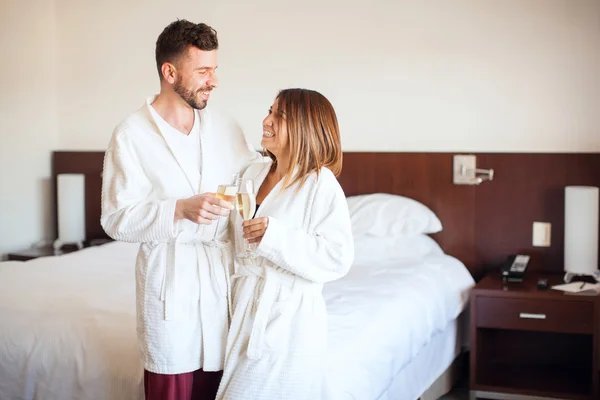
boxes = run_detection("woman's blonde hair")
[265,88,343,190]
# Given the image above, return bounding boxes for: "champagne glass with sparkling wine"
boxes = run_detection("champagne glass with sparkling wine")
[235,178,257,258]
[206,174,239,247]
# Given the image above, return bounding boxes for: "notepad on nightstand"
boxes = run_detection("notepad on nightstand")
[551,282,600,294]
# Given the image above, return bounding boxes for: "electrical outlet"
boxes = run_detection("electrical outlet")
[532,222,551,247]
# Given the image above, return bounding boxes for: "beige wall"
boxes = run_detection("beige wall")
[1,0,599,256]
[56,0,600,152]
[0,0,58,258]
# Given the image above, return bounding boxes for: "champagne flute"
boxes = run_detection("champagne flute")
[235,179,257,257]
[206,177,238,247]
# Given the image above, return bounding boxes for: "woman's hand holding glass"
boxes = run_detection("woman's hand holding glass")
[242,217,269,245]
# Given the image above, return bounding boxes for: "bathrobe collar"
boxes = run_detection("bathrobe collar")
[145,95,208,195]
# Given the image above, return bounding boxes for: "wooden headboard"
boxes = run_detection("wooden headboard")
[338,152,600,279]
[52,151,600,279]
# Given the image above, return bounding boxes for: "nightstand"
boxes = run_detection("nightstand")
[7,246,79,261]
[470,272,599,400]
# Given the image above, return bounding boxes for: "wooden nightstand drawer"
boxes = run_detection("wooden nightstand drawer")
[471,274,599,399]
[476,296,594,334]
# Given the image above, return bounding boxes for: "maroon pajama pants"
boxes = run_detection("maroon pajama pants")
[144,369,223,400]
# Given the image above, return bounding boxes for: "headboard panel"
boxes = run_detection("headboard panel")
[473,153,600,277]
[337,153,476,272]
[339,152,600,279]
[52,150,600,279]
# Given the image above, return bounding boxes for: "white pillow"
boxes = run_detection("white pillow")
[346,193,442,238]
[352,234,444,266]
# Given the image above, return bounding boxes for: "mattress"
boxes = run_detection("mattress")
[0,241,474,400]
[380,314,467,400]
[0,242,143,400]
[322,254,475,399]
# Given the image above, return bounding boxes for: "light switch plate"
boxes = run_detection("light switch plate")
[453,155,477,185]
[532,222,551,247]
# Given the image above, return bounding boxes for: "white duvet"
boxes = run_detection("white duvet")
[0,243,142,400]
[0,241,474,400]
[323,254,474,399]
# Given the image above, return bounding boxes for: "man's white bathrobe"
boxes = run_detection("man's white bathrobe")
[216,161,354,399]
[101,96,257,374]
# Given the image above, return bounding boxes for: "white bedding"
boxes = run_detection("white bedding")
[323,254,474,399]
[0,243,142,400]
[0,241,474,400]
[380,315,466,400]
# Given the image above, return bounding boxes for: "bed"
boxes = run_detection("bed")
[324,246,473,399]
[0,238,473,400]
[0,151,479,400]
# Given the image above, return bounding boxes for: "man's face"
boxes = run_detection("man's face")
[172,46,219,110]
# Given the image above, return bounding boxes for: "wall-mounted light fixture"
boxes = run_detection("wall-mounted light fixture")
[453,155,494,185]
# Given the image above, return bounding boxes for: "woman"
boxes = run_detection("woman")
[216,89,354,399]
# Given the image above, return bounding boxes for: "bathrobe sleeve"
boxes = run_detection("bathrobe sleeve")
[256,171,354,283]
[101,131,179,243]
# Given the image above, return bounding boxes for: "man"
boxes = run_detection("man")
[101,20,257,400]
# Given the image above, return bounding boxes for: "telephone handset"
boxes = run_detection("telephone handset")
[501,254,530,283]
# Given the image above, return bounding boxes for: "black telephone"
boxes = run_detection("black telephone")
[501,254,530,283]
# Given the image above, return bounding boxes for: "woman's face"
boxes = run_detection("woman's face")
[261,99,289,159]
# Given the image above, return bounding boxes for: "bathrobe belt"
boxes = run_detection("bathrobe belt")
[160,235,233,321]
[232,262,319,360]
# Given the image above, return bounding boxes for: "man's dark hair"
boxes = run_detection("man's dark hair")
[155,20,218,79]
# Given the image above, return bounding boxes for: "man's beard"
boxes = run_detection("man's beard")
[173,78,212,110]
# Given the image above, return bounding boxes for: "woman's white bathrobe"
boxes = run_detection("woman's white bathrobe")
[101,96,257,374]
[216,161,354,400]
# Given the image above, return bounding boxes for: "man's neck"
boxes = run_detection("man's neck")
[151,91,196,135]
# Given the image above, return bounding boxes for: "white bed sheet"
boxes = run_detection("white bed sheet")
[322,253,475,400]
[0,242,143,400]
[380,315,465,400]
[0,241,474,400]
